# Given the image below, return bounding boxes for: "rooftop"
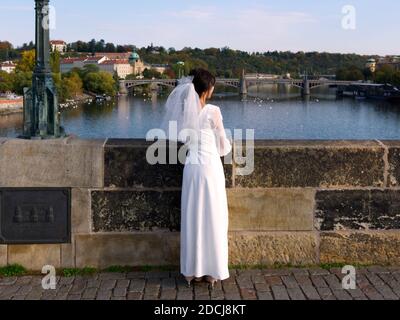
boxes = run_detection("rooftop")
[50,40,66,45]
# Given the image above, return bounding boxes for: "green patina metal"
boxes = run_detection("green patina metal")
[22,0,65,139]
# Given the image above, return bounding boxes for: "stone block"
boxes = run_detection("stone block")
[8,244,61,270]
[104,139,184,188]
[320,231,400,265]
[384,141,400,187]
[64,138,105,188]
[228,231,319,266]
[104,139,233,188]
[0,137,105,188]
[227,189,315,231]
[91,190,181,232]
[75,233,180,268]
[61,237,76,268]
[0,245,7,266]
[234,140,384,188]
[72,188,91,234]
[315,189,400,230]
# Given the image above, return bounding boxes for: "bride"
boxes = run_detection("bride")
[161,68,232,290]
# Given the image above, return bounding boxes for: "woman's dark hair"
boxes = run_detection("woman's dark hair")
[189,68,216,97]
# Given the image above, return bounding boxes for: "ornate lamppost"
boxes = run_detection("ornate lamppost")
[22,0,65,139]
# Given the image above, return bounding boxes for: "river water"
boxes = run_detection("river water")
[1,85,400,139]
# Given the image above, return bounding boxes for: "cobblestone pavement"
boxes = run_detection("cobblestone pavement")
[1,266,400,300]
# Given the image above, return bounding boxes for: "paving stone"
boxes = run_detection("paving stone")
[0,277,17,286]
[300,285,321,300]
[116,279,130,288]
[240,288,257,300]
[210,288,224,299]
[15,284,32,295]
[309,268,330,276]
[113,287,127,297]
[70,280,87,294]
[287,287,306,300]
[98,273,126,280]
[251,275,266,284]
[347,288,367,299]
[361,285,384,300]
[365,273,385,287]
[282,275,300,289]
[263,269,291,276]
[317,287,336,300]
[257,291,274,300]
[332,289,353,300]
[254,283,270,292]
[375,285,398,300]
[194,294,210,300]
[100,279,117,290]
[96,290,112,300]
[145,271,170,279]
[59,277,75,285]
[127,292,143,300]
[323,274,342,290]
[237,269,263,276]
[367,266,391,274]
[224,292,241,300]
[161,278,176,290]
[129,279,146,292]
[294,275,313,286]
[271,285,290,300]
[86,280,101,288]
[15,276,33,286]
[82,287,97,299]
[236,275,253,289]
[265,276,283,286]
[127,272,146,279]
[176,291,193,300]
[289,268,309,276]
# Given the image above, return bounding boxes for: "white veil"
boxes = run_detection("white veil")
[160,76,202,144]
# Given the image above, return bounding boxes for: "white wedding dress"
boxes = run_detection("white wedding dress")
[180,103,232,281]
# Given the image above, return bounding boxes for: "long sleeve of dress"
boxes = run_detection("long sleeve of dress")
[212,107,232,157]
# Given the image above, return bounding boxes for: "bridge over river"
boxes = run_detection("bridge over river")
[119,73,379,97]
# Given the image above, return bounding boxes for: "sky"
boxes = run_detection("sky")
[0,0,399,56]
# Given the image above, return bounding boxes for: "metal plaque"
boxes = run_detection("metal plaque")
[0,188,71,244]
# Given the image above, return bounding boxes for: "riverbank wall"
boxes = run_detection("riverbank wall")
[0,99,23,115]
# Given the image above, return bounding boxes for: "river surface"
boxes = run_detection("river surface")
[1,85,400,140]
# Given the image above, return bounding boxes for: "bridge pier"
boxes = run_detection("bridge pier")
[150,82,159,92]
[119,81,128,95]
[239,69,248,96]
[302,78,310,97]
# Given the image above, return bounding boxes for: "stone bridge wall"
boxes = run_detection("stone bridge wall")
[1,137,400,270]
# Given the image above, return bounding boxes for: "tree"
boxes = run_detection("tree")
[375,65,396,85]
[84,71,116,96]
[143,68,162,79]
[0,71,13,92]
[12,71,32,95]
[60,72,83,100]
[16,50,35,73]
[105,43,116,53]
[336,65,364,81]
[50,50,61,73]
